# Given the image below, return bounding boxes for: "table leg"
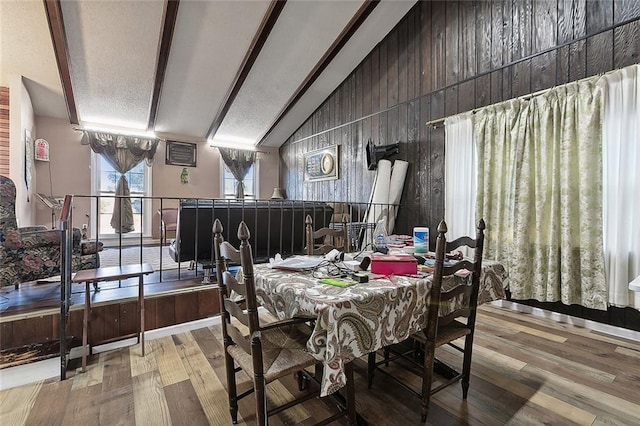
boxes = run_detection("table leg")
[139,275,145,356]
[82,281,90,372]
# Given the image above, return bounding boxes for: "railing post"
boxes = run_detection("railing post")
[59,195,73,380]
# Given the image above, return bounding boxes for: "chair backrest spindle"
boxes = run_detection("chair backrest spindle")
[305,214,349,255]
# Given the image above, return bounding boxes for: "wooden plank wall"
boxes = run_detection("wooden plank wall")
[0,288,219,349]
[0,87,9,177]
[280,0,640,240]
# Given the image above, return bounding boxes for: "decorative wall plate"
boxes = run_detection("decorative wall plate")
[304,145,339,182]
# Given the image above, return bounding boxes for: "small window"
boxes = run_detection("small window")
[221,161,257,199]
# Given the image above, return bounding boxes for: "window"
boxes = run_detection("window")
[91,153,152,237]
[221,161,257,199]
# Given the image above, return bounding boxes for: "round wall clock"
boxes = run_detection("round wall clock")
[321,153,335,175]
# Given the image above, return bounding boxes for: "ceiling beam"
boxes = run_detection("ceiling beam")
[205,0,287,141]
[257,0,380,146]
[43,0,78,125]
[147,0,180,131]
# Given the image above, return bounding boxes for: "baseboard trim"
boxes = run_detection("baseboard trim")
[494,300,640,342]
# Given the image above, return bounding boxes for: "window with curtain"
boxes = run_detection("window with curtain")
[82,130,158,236]
[446,64,639,311]
[218,147,257,199]
[92,153,152,237]
[221,161,257,199]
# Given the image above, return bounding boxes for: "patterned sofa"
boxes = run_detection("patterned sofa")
[0,176,102,288]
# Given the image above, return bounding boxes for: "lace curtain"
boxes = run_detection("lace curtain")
[475,78,607,310]
[81,131,159,233]
[218,147,256,199]
[444,112,476,253]
[599,65,640,309]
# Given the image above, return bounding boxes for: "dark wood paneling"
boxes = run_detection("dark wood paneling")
[614,20,640,69]
[420,1,433,95]
[569,39,587,82]
[531,51,557,93]
[475,73,491,109]
[586,0,612,33]
[431,2,446,90]
[276,1,640,327]
[587,30,614,76]
[460,0,476,80]
[444,1,460,87]
[614,0,640,24]
[279,1,640,305]
[458,80,475,114]
[512,59,532,98]
[444,85,458,117]
[491,0,505,68]
[0,288,218,350]
[477,0,492,74]
[533,0,557,53]
[119,301,139,337]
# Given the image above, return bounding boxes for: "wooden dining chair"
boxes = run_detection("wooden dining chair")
[367,219,485,423]
[213,219,357,425]
[305,214,349,255]
[158,207,178,245]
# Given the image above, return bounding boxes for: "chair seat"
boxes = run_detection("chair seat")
[227,323,317,383]
[412,320,472,347]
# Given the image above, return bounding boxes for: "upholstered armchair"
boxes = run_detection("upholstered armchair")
[0,176,103,288]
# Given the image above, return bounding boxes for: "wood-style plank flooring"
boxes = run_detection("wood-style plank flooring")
[1,305,639,425]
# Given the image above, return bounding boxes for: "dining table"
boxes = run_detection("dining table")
[253,256,509,397]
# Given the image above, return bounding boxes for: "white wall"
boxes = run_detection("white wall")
[33,117,280,236]
[9,75,36,227]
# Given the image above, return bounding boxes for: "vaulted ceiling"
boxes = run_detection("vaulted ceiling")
[1,0,416,148]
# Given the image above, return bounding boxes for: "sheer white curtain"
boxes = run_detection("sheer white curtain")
[599,64,640,309]
[444,112,476,242]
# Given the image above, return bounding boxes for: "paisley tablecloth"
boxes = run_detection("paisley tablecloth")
[253,259,508,396]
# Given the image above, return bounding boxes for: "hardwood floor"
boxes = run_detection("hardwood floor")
[1,305,639,425]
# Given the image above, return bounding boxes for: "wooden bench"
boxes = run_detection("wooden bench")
[72,264,154,372]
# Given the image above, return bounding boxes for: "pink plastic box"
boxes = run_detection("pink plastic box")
[370,254,418,275]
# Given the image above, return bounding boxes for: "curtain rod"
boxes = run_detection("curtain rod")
[73,126,159,139]
[75,127,273,153]
[424,70,614,128]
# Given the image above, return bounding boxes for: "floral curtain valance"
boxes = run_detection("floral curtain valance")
[81,131,160,233]
[218,147,256,199]
[81,131,159,169]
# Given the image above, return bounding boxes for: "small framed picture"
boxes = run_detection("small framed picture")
[166,140,197,167]
[35,138,50,161]
[304,145,339,182]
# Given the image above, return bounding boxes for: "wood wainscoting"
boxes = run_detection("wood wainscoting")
[1,278,220,354]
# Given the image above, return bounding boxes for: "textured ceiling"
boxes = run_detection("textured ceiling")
[1,0,417,148]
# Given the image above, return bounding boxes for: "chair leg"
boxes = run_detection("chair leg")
[296,370,310,391]
[367,352,376,389]
[225,354,239,424]
[255,375,268,426]
[461,334,475,399]
[383,347,390,367]
[420,343,437,424]
[345,361,357,426]
[314,363,323,382]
